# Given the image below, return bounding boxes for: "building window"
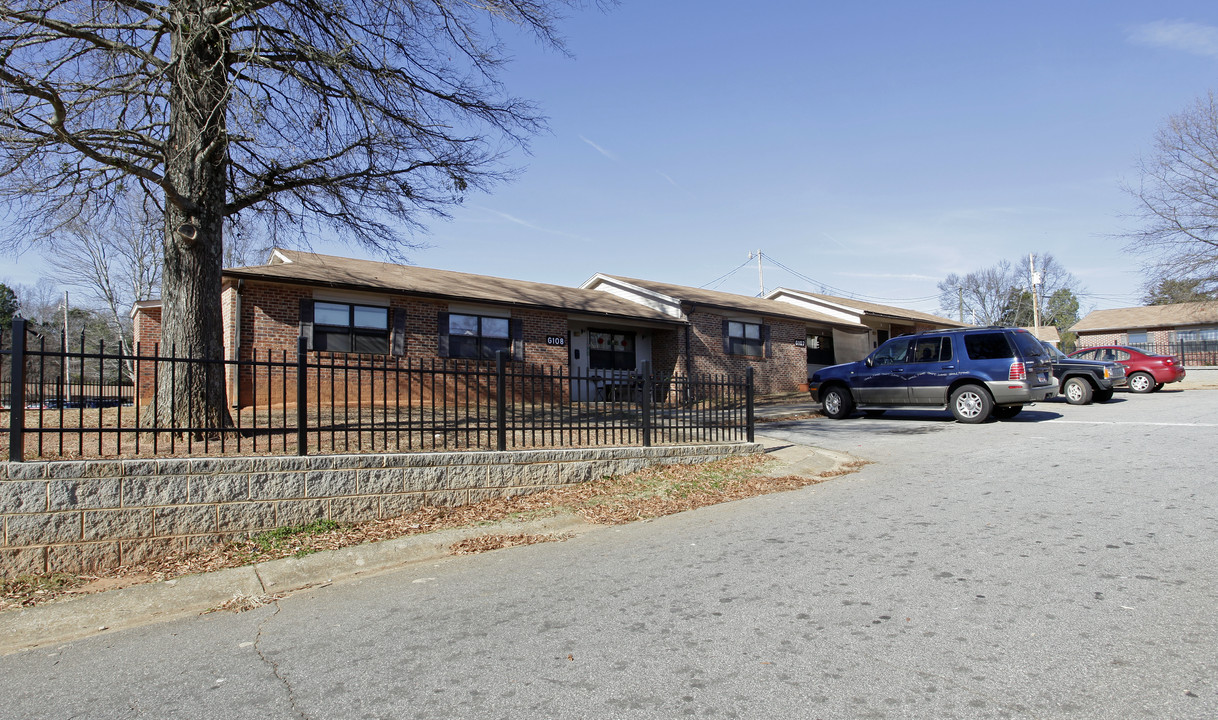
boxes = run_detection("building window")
[1177,327,1218,343]
[446,313,511,360]
[726,321,765,357]
[314,301,389,354]
[806,332,835,365]
[589,330,636,370]
[1127,331,1147,346]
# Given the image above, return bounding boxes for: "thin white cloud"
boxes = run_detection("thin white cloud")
[1128,20,1218,58]
[579,135,618,161]
[472,206,591,243]
[819,231,849,249]
[655,170,699,200]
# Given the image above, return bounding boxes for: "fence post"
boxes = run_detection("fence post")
[9,317,25,462]
[495,350,507,452]
[641,361,652,447]
[296,336,308,456]
[745,367,755,444]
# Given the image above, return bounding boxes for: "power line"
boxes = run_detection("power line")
[761,253,940,303]
[699,257,754,291]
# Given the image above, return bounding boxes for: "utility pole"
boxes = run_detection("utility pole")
[1029,254,1041,334]
[749,250,764,296]
[957,286,964,324]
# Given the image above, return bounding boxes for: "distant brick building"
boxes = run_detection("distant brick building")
[1072,302,1218,349]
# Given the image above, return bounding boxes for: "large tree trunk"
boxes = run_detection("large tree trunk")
[143,0,233,432]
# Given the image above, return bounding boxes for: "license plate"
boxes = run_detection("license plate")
[1037,373,1047,383]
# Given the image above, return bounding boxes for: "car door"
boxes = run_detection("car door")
[907,336,956,404]
[854,338,913,404]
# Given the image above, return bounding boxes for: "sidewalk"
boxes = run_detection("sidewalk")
[0,433,848,656]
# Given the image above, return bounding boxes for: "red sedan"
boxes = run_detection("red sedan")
[1068,345,1186,393]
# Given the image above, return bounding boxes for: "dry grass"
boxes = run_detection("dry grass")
[0,452,866,612]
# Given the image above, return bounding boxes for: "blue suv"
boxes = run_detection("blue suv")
[809,327,1058,423]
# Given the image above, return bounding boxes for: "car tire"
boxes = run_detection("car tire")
[950,384,993,424]
[1063,377,1093,405]
[1128,372,1154,394]
[863,409,887,418]
[1093,388,1114,403]
[992,405,1023,419]
[820,385,854,420]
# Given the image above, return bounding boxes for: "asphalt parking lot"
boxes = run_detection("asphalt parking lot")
[1,389,1215,719]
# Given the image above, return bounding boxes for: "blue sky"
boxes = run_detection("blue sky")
[6,0,1218,317]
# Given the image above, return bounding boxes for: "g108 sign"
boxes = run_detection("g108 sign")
[546,335,567,347]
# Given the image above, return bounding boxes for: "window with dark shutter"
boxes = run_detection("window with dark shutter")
[726,320,764,357]
[311,301,390,354]
[445,313,515,360]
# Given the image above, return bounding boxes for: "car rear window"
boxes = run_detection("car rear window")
[1009,331,1045,358]
[963,332,1013,360]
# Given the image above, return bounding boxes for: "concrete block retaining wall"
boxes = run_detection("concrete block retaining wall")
[0,443,760,577]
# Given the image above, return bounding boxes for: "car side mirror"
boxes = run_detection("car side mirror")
[865,356,874,368]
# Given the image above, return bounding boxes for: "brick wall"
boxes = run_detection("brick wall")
[0,443,759,576]
[681,310,805,394]
[1077,329,1177,347]
[237,281,569,364]
[132,306,161,405]
[160,281,575,408]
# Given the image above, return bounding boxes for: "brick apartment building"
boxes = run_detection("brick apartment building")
[132,249,963,404]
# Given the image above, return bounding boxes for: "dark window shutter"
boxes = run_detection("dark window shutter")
[722,319,731,354]
[391,308,407,356]
[298,299,314,350]
[509,318,524,362]
[436,312,450,357]
[763,324,772,358]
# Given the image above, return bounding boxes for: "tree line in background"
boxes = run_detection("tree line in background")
[936,253,1082,347]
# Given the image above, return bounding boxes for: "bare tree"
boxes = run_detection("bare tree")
[1125,91,1218,295]
[44,189,162,358]
[938,253,1082,327]
[0,0,584,428]
[937,261,1016,325]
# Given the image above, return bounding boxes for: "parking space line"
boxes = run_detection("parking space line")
[1047,420,1218,427]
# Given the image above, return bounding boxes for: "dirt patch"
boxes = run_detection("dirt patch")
[1,452,866,612]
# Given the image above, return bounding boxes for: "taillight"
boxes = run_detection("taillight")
[1164,357,1175,365]
[1009,362,1026,381]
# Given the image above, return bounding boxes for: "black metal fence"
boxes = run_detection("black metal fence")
[1,319,754,462]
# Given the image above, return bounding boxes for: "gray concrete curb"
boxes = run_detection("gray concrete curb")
[0,512,592,656]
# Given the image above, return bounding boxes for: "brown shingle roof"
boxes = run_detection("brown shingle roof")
[1021,326,1061,343]
[783,290,967,327]
[225,250,682,324]
[1071,301,1218,333]
[599,276,866,329]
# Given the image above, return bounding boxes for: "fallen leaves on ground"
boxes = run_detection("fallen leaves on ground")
[203,593,285,614]
[450,533,572,555]
[1,452,866,612]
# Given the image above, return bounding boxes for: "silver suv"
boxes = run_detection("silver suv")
[809,327,1058,423]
